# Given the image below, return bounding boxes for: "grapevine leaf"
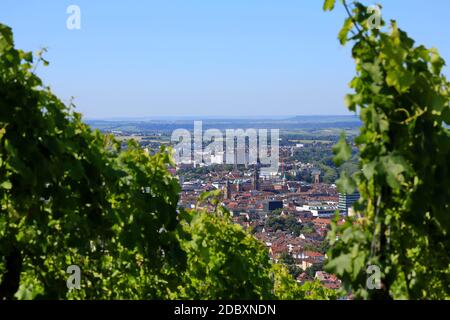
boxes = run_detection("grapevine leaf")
[333,133,352,166]
[323,0,337,12]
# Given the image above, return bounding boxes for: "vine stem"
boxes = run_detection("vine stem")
[342,0,378,51]
[343,0,363,34]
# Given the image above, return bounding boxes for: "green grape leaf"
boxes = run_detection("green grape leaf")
[323,0,337,11]
[333,133,352,166]
[339,18,354,45]
[336,171,357,194]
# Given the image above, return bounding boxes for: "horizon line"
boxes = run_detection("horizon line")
[85,114,359,121]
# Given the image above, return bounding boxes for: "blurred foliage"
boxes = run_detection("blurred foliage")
[0,22,183,299]
[176,201,274,299]
[324,1,450,299]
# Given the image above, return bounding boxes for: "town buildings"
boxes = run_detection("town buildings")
[177,157,345,291]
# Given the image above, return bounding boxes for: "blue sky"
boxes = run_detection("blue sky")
[1,1,449,119]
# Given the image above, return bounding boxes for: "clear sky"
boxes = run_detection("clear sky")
[1,1,449,119]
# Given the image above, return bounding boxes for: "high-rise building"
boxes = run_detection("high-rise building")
[233,137,238,173]
[339,191,360,215]
[253,160,260,191]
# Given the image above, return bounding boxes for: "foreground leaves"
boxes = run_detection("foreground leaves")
[326,1,450,299]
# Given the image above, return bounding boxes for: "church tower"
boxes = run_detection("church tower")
[224,180,232,200]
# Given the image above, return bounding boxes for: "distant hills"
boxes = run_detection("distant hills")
[287,115,360,123]
[86,115,361,133]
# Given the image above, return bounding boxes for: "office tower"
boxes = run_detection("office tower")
[339,191,360,215]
